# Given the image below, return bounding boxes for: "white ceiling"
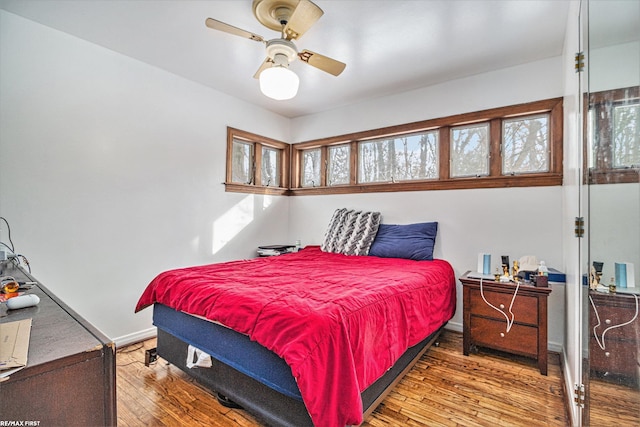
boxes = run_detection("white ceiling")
[0,0,577,118]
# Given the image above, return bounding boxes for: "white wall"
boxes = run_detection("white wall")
[291,57,562,142]
[589,40,640,92]
[0,10,291,344]
[289,58,567,349]
[590,184,640,287]
[1,9,572,353]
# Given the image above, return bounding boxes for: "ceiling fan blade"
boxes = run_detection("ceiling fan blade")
[283,0,324,40]
[298,50,346,76]
[205,18,265,43]
[253,57,274,79]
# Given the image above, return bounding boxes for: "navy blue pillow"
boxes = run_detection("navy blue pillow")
[369,222,438,261]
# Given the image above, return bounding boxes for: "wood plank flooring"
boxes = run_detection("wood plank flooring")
[589,375,640,426]
[116,330,568,426]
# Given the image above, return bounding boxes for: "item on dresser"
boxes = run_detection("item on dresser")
[615,262,635,289]
[478,253,491,275]
[1,276,19,293]
[0,318,31,378]
[6,294,40,310]
[532,275,549,288]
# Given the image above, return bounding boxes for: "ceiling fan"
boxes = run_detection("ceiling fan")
[205,0,346,100]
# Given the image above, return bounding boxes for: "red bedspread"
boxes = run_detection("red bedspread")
[136,246,456,427]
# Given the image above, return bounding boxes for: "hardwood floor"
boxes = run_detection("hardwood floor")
[589,376,640,426]
[116,330,568,426]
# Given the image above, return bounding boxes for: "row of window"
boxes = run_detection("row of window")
[226,97,565,195]
[299,113,552,188]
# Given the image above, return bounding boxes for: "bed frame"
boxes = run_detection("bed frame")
[151,303,446,427]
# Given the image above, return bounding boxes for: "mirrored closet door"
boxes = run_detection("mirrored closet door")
[584,0,639,424]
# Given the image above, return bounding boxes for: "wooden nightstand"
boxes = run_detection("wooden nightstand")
[460,271,552,375]
[589,290,639,382]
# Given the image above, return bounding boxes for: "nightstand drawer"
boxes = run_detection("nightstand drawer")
[470,316,538,356]
[590,337,639,376]
[469,288,539,325]
[589,306,639,341]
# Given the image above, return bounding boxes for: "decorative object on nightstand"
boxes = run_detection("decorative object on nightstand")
[460,271,552,375]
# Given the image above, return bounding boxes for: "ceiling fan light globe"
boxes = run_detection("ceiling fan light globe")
[259,66,299,100]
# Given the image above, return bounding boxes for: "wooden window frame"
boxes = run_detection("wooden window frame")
[224,99,563,196]
[586,86,640,185]
[225,127,290,196]
[290,98,563,196]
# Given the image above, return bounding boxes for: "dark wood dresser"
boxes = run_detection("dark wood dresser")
[589,289,639,381]
[460,272,552,375]
[0,261,116,425]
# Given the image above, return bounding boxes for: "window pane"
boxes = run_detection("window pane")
[613,103,640,168]
[502,114,550,174]
[328,145,350,185]
[232,139,253,184]
[261,146,280,186]
[450,124,489,177]
[358,131,438,183]
[302,148,321,187]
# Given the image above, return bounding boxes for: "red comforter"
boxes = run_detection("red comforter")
[136,246,456,427]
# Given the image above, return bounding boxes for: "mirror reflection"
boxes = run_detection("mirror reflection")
[586,0,639,424]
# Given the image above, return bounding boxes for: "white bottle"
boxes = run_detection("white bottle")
[538,261,549,276]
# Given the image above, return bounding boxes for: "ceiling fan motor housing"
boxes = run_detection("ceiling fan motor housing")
[252,0,299,32]
[266,39,298,66]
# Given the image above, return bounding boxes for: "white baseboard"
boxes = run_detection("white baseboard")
[113,327,157,348]
[445,321,463,333]
[562,348,579,427]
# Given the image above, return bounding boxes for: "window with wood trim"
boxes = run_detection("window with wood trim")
[328,144,351,186]
[450,124,490,178]
[225,127,289,195]
[224,99,563,196]
[358,131,438,184]
[587,86,640,185]
[291,97,563,195]
[299,147,319,187]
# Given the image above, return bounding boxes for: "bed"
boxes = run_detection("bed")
[135,214,456,427]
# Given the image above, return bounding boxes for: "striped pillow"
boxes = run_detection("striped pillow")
[321,208,349,253]
[321,209,381,256]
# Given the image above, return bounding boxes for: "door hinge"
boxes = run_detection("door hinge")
[575,51,585,73]
[575,217,585,238]
[574,383,585,408]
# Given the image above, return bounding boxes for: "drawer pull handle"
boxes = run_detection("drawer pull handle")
[605,319,611,325]
[499,304,505,309]
[605,352,610,357]
[500,332,505,338]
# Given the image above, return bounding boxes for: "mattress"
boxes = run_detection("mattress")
[153,302,302,400]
